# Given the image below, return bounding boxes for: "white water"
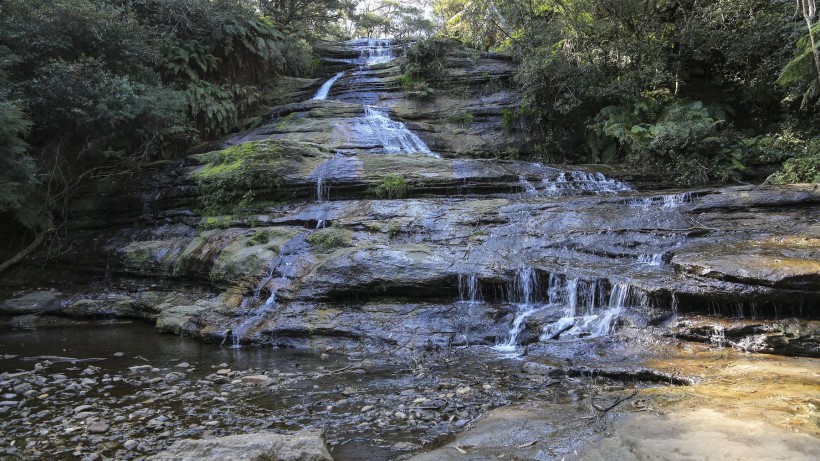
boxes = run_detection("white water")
[630,192,692,210]
[313,72,345,100]
[494,267,544,352]
[638,253,664,266]
[541,170,633,196]
[231,261,284,348]
[348,38,394,65]
[458,273,482,304]
[518,175,538,196]
[361,106,438,156]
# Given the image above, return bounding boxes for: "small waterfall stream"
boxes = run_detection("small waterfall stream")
[230,259,289,348]
[313,71,345,100]
[494,267,544,352]
[361,106,438,156]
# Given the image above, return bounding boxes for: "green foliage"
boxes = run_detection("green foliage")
[198,216,234,232]
[777,22,820,109]
[593,98,743,185]
[444,111,475,127]
[397,74,436,100]
[307,226,352,251]
[765,137,820,184]
[494,147,521,160]
[435,0,800,182]
[0,0,324,249]
[403,37,449,80]
[247,229,274,246]
[193,141,286,214]
[372,175,410,199]
[350,1,435,39]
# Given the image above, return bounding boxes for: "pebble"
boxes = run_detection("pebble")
[342,387,356,395]
[176,362,190,368]
[241,375,272,385]
[13,383,33,394]
[129,365,152,373]
[361,405,374,412]
[123,440,137,450]
[164,373,183,383]
[394,411,407,420]
[113,352,125,357]
[87,422,109,434]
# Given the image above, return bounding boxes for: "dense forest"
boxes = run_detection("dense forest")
[1,0,818,263]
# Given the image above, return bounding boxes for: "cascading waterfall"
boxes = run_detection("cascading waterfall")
[361,106,438,156]
[456,273,482,346]
[540,171,633,196]
[630,192,692,210]
[231,261,282,348]
[538,279,633,340]
[458,273,482,305]
[361,38,393,64]
[518,175,538,196]
[313,71,345,100]
[494,267,544,351]
[638,253,664,266]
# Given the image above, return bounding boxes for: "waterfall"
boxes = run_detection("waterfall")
[313,72,345,100]
[458,273,481,304]
[494,267,544,351]
[353,38,394,65]
[638,253,664,266]
[629,192,692,210]
[316,175,327,203]
[231,291,276,348]
[518,175,538,196]
[540,170,633,196]
[231,261,282,348]
[361,106,438,156]
[538,279,633,340]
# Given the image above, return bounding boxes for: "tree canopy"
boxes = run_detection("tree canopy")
[433,0,820,184]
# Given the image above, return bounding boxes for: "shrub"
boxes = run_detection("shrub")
[372,175,409,199]
[445,111,475,127]
[307,227,351,251]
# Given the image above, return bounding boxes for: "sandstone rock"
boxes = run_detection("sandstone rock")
[148,430,333,461]
[155,305,208,335]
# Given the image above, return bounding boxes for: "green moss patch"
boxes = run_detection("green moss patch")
[192,141,287,214]
[307,227,352,252]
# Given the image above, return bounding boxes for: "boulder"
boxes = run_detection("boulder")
[148,430,333,461]
[0,291,62,315]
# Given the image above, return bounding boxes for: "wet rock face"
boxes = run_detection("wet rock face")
[149,430,333,461]
[668,317,820,357]
[672,237,820,290]
[1,40,818,357]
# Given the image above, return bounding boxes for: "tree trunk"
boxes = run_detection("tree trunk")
[801,0,820,87]
[0,229,52,275]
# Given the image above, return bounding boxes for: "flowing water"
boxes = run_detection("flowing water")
[312,71,345,100]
